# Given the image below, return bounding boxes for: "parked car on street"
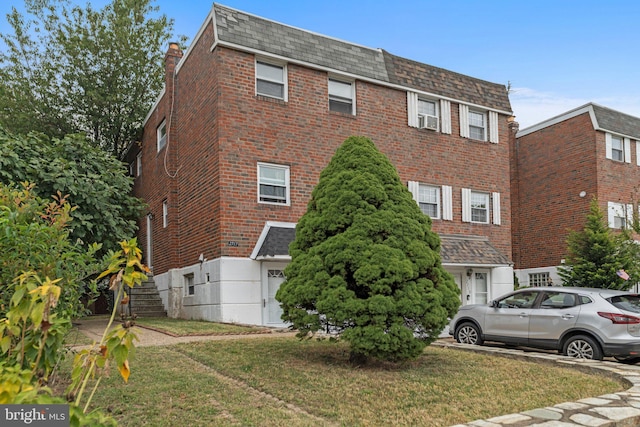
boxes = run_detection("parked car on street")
[448,287,640,362]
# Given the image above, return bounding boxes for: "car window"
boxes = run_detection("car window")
[608,295,640,314]
[497,291,538,309]
[539,292,575,309]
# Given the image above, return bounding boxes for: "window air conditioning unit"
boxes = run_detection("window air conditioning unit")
[418,114,438,130]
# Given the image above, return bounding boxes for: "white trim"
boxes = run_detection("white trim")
[517,104,598,138]
[459,105,469,138]
[250,221,296,260]
[175,8,215,75]
[606,133,613,160]
[625,137,632,164]
[442,185,453,220]
[408,180,419,201]
[440,100,452,134]
[407,92,419,127]
[636,141,640,166]
[143,87,166,127]
[492,192,501,225]
[489,111,499,143]
[461,188,471,222]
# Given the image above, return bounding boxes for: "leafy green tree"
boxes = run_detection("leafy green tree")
[276,136,460,364]
[0,127,145,256]
[0,0,179,158]
[558,198,640,290]
[0,182,100,319]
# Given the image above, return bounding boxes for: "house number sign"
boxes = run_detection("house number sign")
[227,241,239,247]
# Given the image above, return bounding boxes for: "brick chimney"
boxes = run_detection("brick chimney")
[164,42,183,93]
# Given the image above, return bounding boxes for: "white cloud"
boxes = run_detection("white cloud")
[510,87,640,130]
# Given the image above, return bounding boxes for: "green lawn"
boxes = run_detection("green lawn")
[58,334,625,426]
[134,316,270,336]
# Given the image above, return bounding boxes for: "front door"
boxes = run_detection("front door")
[262,264,287,326]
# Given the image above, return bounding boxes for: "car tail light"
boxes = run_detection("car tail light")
[598,312,640,324]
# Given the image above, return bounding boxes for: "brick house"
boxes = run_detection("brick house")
[512,103,640,288]
[127,3,515,326]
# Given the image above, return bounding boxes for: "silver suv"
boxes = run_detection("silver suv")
[448,287,640,362]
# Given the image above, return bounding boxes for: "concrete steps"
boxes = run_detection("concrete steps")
[126,278,167,318]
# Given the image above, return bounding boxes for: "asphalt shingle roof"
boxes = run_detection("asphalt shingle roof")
[439,235,512,266]
[213,4,511,113]
[255,226,296,258]
[253,227,511,266]
[592,104,640,139]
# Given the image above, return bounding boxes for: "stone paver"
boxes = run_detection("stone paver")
[74,318,640,426]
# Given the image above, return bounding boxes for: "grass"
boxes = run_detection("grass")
[57,335,626,427]
[134,317,270,336]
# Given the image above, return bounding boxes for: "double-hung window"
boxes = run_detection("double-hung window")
[418,99,438,130]
[470,191,489,223]
[418,185,440,218]
[328,78,354,114]
[258,163,290,205]
[256,61,286,100]
[468,110,486,141]
[611,136,624,161]
[606,133,631,162]
[157,119,167,152]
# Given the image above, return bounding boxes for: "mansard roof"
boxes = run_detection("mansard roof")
[211,3,511,113]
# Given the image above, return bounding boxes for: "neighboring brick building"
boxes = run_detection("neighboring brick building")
[128,3,514,326]
[512,103,640,288]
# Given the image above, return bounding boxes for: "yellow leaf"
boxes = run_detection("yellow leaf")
[118,359,130,383]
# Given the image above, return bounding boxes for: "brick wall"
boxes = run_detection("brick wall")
[513,112,640,270]
[136,26,513,274]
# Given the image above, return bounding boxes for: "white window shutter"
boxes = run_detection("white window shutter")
[408,181,419,203]
[407,92,418,127]
[442,185,453,220]
[461,188,471,222]
[636,141,640,166]
[440,100,452,134]
[626,203,634,225]
[607,202,616,228]
[492,192,501,225]
[459,104,469,138]
[489,111,499,144]
[605,133,613,159]
[624,138,631,163]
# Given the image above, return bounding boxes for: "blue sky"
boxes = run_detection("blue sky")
[2,0,640,129]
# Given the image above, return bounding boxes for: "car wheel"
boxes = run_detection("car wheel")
[563,335,603,360]
[455,322,484,346]
[614,356,640,364]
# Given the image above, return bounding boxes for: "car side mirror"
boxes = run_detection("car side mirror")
[491,300,499,308]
